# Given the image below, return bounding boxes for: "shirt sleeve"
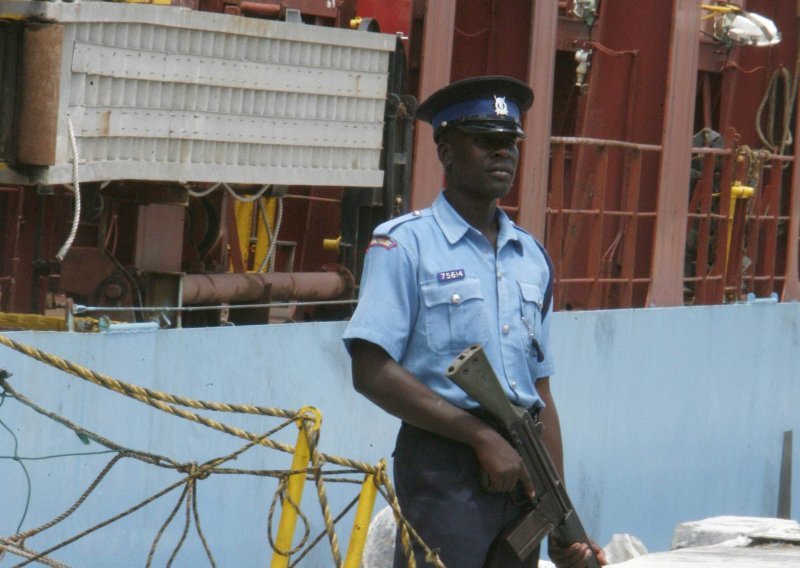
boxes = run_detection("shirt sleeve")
[535,306,556,379]
[534,245,556,379]
[342,235,419,362]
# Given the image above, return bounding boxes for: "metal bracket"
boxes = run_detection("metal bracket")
[284,8,302,23]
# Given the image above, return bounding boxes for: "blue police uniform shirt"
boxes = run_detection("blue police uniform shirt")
[343,192,555,411]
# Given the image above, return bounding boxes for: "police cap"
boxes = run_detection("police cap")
[416,75,533,141]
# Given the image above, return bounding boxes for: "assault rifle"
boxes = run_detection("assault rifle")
[446,344,599,566]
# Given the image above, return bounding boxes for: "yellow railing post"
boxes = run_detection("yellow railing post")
[343,460,384,568]
[270,407,321,568]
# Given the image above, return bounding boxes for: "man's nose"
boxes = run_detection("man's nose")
[491,143,515,157]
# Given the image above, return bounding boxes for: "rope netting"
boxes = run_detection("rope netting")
[0,334,444,568]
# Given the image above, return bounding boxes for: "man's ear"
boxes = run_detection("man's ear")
[437,140,452,168]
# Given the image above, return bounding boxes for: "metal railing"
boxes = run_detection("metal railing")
[547,136,660,310]
[545,132,799,309]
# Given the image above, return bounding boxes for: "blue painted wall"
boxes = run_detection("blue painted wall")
[1,302,798,565]
[550,302,800,552]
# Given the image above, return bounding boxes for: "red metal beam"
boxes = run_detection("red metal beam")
[783,87,800,301]
[647,0,701,307]
[518,0,559,239]
[547,143,567,300]
[780,0,800,301]
[409,1,456,210]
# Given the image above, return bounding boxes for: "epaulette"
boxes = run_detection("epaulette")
[372,209,428,236]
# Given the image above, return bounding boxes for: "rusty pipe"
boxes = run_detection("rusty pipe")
[239,2,281,17]
[181,268,353,305]
[17,24,64,166]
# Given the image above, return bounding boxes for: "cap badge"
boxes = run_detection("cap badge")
[493,95,509,116]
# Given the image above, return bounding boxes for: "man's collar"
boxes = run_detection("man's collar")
[496,208,521,251]
[431,192,521,250]
[432,193,470,244]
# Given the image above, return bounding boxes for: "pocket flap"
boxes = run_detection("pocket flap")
[421,278,483,307]
[518,281,544,306]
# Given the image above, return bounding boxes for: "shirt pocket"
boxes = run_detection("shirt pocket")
[421,277,489,354]
[517,281,544,361]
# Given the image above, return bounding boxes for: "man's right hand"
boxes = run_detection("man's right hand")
[351,340,536,497]
[470,427,534,496]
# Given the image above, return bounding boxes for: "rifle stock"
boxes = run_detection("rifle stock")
[446,344,599,567]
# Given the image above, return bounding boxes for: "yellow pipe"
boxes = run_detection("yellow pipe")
[701,3,740,14]
[726,182,754,258]
[270,407,322,568]
[231,198,277,273]
[322,236,342,253]
[343,464,382,568]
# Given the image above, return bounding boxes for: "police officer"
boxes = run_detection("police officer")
[343,76,605,568]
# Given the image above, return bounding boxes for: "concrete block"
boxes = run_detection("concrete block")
[671,516,800,550]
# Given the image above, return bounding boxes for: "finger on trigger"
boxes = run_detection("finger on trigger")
[520,465,535,498]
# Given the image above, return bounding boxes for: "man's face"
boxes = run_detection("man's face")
[439,129,521,201]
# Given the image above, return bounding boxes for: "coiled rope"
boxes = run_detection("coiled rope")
[0,334,442,567]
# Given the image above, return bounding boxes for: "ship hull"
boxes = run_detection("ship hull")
[2,302,798,565]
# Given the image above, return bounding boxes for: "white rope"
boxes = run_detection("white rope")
[187,182,274,203]
[257,197,284,273]
[56,117,82,262]
[186,182,222,198]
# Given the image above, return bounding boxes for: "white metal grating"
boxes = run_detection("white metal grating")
[0,0,395,187]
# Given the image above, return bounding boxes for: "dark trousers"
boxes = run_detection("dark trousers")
[392,422,540,568]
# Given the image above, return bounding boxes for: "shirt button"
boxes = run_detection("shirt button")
[412,210,421,216]
[511,380,518,389]
[497,271,503,280]
[502,324,510,334]
[451,293,461,304]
